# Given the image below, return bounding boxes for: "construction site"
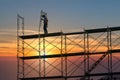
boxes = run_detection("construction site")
[17,11,120,80]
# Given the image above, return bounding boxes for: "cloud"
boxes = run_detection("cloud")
[0,29,16,37]
[0,47,16,56]
[0,52,15,54]
[0,29,16,43]
[0,46,11,49]
[0,29,16,34]
[0,40,13,43]
[0,48,16,56]
[23,29,38,34]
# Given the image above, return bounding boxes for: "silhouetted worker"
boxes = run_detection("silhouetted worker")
[41,15,48,34]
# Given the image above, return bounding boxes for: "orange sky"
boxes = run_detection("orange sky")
[0,30,120,57]
[0,42,16,56]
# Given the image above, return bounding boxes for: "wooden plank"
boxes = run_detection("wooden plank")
[19,32,63,39]
[20,76,63,80]
[64,31,84,35]
[85,26,120,33]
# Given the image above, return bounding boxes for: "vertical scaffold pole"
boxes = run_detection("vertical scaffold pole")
[107,27,112,80]
[21,15,25,79]
[65,35,67,80]
[17,14,19,80]
[43,37,46,79]
[61,31,63,77]
[39,10,47,78]
[87,32,90,79]
[84,29,87,80]
[110,30,112,79]
[38,10,42,78]
[107,27,110,79]
[17,14,24,79]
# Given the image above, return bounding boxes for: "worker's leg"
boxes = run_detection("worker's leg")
[44,25,48,34]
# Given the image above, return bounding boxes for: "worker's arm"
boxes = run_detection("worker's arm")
[41,17,44,20]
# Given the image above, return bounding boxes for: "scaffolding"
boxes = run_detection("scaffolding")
[17,14,120,80]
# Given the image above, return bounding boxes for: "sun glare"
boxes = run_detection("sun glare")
[36,51,48,60]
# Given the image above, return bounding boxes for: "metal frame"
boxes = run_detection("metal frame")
[17,14,120,80]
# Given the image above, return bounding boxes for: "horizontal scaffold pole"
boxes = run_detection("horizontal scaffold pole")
[20,72,120,80]
[19,26,120,39]
[20,32,63,39]
[20,49,120,60]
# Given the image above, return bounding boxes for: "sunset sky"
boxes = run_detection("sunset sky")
[1,0,120,80]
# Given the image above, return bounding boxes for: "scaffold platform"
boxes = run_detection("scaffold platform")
[20,72,120,80]
[20,32,63,39]
[20,26,120,39]
[20,49,120,60]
